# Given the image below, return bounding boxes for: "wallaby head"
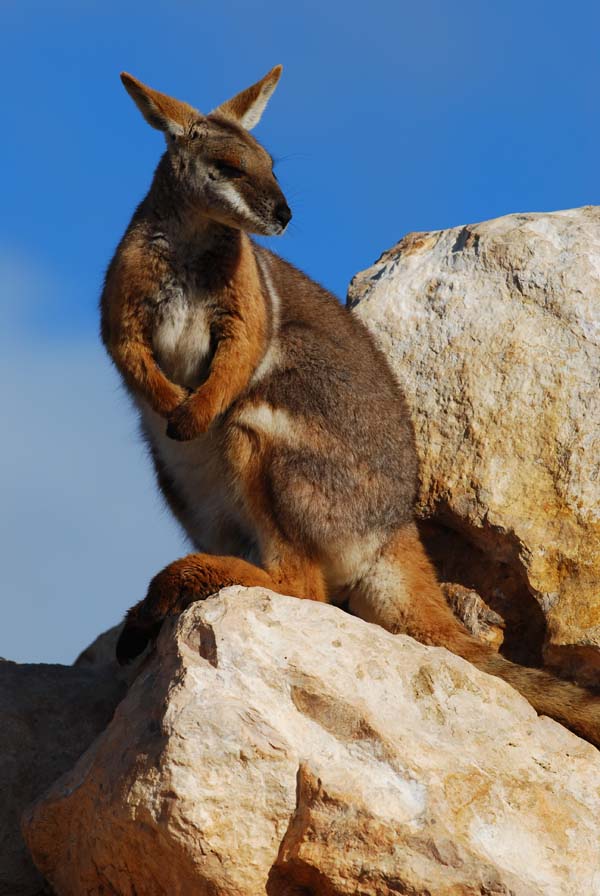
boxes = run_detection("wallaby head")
[120,65,291,236]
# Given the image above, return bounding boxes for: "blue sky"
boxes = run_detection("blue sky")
[2,0,599,663]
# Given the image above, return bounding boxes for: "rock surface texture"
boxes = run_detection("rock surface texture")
[348,206,600,682]
[0,659,125,896]
[23,588,600,896]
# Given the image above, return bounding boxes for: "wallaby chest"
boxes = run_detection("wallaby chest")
[151,258,217,391]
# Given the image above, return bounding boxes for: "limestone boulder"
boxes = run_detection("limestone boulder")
[0,659,125,896]
[23,588,600,896]
[348,206,600,682]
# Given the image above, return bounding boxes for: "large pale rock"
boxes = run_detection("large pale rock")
[348,206,600,681]
[0,659,125,896]
[23,588,600,895]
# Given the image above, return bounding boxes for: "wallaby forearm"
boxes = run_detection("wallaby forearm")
[111,338,187,416]
[102,241,188,417]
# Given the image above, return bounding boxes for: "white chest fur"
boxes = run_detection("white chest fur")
[152,286,212,390]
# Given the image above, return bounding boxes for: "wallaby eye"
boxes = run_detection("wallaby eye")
[214,160,245,178]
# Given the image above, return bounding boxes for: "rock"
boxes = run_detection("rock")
[73,622,123,669]
[0,659,125,896]
[23,588,600,896]
[348,206,600,684]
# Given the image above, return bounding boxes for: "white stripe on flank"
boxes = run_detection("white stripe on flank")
[252,253,281,383]
[236,402,296,441]
[255,252,281,333]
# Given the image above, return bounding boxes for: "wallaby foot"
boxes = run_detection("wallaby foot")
[117,554,274,664]
[117,548,326,665]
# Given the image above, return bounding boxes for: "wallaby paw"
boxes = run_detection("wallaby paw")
[153,384,190,418]
[166,397,213,441]
[165,420,194,441]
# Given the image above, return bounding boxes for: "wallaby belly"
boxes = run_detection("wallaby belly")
[140,405,259,561]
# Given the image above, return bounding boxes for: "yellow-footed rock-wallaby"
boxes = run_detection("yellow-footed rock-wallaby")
[101,65,600,747]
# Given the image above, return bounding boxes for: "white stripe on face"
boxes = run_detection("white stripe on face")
[218,182,262,229]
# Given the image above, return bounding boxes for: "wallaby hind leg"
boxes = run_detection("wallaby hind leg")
[348,523,600,749]
[117,546,326,665]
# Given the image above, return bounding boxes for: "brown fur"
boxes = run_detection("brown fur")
[103,67,600,748]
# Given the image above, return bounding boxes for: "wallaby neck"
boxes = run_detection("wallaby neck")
[142,153,244,270]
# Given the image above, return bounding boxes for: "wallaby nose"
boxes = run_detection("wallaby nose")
[275,202,292,229]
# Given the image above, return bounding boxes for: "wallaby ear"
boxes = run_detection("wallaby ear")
[120,72,200,137]
[213,65,282,131]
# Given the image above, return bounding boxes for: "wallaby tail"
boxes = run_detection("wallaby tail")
[472,649,600,746]
[348,523,600,749]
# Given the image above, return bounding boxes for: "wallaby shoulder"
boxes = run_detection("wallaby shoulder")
[248,245,413,430]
